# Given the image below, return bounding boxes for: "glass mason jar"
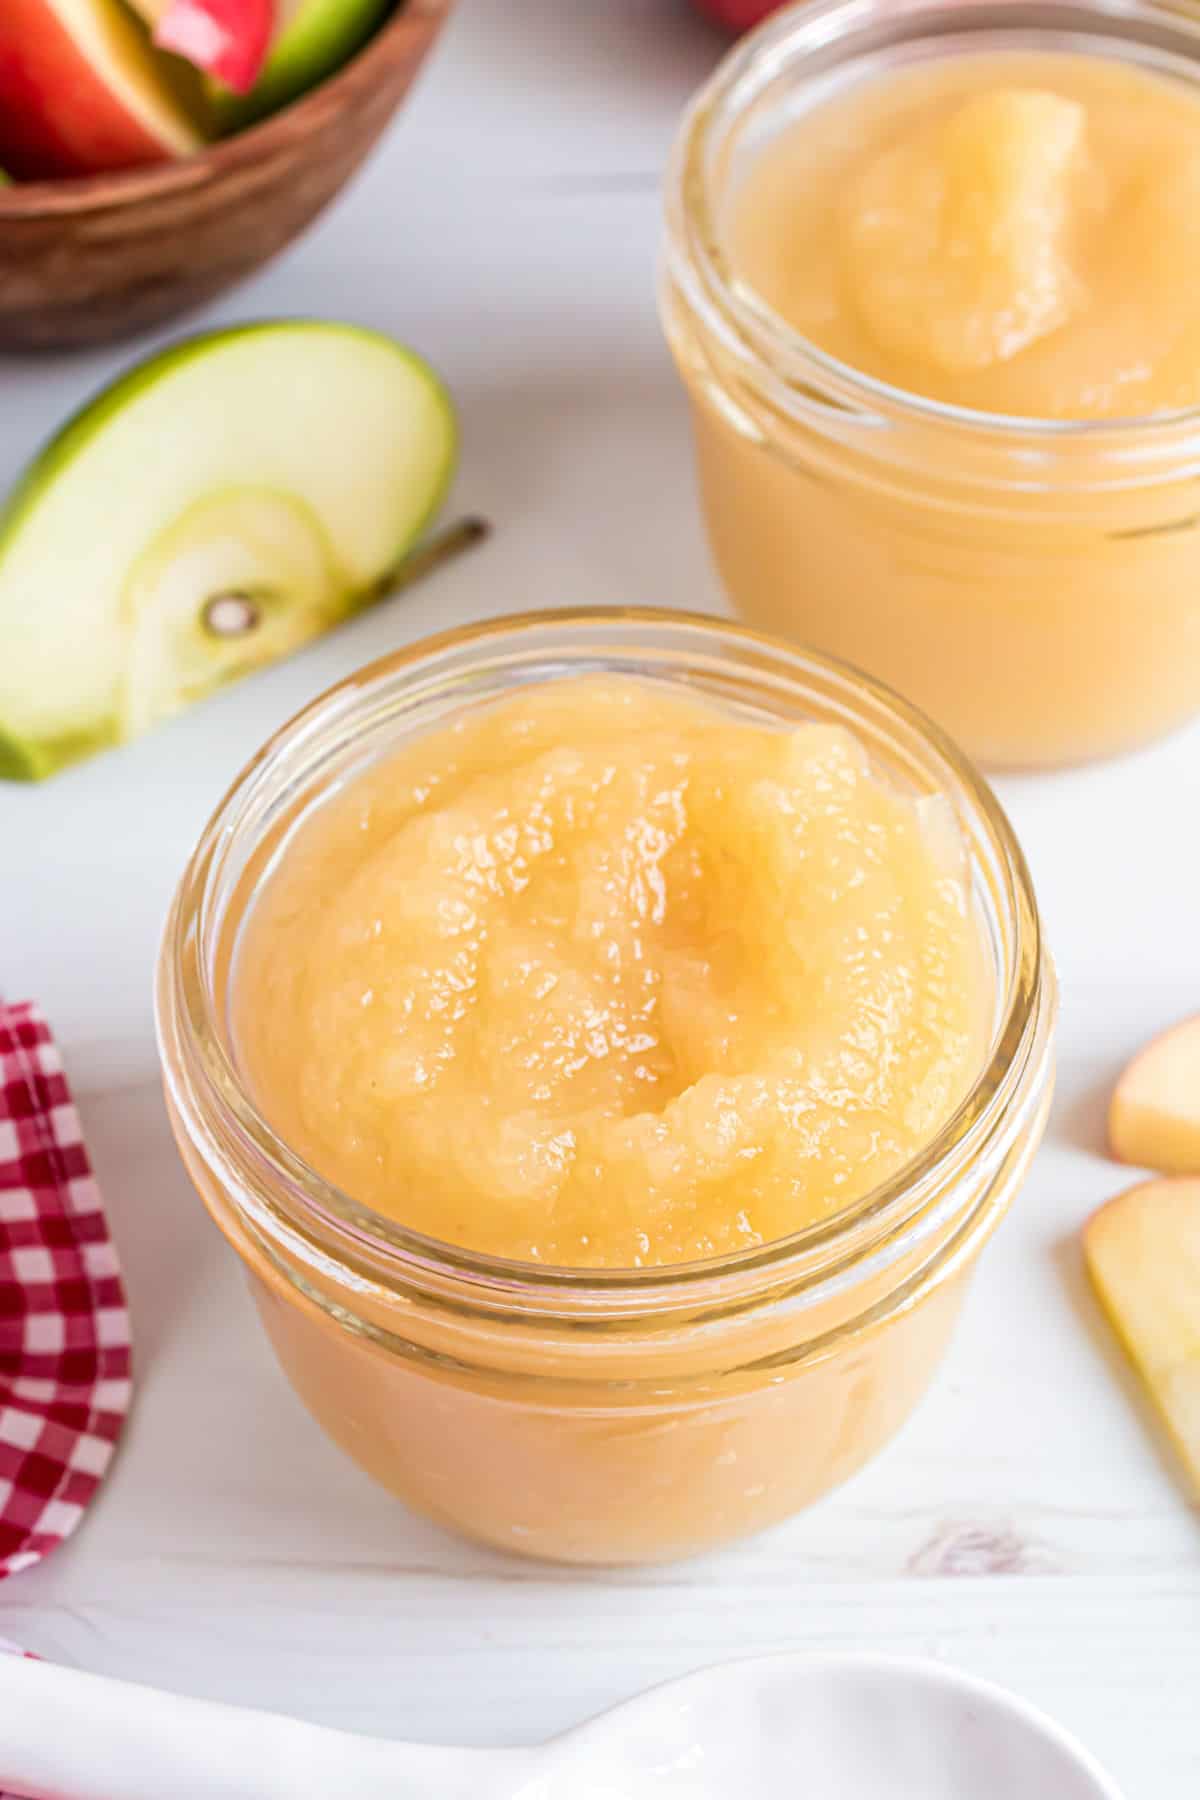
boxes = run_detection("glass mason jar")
[157,611,1056,1565]
[661,0,1200,770]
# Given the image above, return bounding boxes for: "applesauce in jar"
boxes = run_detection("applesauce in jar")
[158,613,1056,1563]
[235,676,987,1267]
[662,0,1200,768]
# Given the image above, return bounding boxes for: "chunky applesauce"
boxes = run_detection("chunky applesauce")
[664,15,1200,767]
[163,616,1057,1561]
[235,676,987,1267]
[731,54,1200,420]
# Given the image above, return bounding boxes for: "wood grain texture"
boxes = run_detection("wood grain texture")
[0,0,453,351]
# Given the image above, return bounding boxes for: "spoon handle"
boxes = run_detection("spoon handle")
[0,1654,532,1799]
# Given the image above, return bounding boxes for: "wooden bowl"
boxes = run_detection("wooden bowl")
[0,0,453,352]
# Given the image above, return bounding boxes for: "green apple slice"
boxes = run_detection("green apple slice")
[0,321,455,781]
[208,0,391,131]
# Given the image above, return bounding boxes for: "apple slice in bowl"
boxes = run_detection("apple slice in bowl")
[0,321,457,781]
[208,0,393,129]
[145,0,275,95]
[0,0,205,179]
[125,0,390,125]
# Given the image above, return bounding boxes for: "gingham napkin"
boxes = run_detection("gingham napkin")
[0,1000,131,1577]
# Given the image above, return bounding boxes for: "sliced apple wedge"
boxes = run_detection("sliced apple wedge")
[126,0,274,94]
[0,0,204,180]
[1084,1179,1200,1498]
[208,0,390,130]
[0,322,455,781]
[157,0,272,90]
[1109,1016,1200,1175]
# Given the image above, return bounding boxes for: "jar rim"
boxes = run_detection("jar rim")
[157,608,1052,1320]
[664,0,1200,450]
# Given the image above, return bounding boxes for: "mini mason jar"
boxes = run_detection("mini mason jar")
[662,0,1200,770]
[157,611,1056,1565]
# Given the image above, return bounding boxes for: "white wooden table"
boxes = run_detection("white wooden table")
[2,3,1198,1792]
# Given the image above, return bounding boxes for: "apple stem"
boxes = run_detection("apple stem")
[201,517,489,641]
[368,515,491,605]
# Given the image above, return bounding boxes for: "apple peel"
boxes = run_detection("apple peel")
[154,0,273,93]
[1084,1178,1200,1500]
[0,0,203,179]
[1109,1015,1200,1176]
[691,0,785,30]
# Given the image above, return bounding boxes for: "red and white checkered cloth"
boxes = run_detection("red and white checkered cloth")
[0,1001,131,1578]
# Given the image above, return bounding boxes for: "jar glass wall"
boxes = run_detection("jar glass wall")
[157,612,1056,1564]
[661,0,1200,770]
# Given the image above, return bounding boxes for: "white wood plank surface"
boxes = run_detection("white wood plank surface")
[1,4,1198,1795]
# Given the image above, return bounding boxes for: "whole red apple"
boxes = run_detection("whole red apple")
[690,0,787,31]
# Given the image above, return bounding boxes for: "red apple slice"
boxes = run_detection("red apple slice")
[0,0,203,180]
[1110,1015,1200,1175]
[150,0,273,94]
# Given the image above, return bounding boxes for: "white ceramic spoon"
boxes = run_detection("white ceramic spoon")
[0,1648,1125,1800]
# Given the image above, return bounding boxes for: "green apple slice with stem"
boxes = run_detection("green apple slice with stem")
[0,320,457,781]
[207,0,392,131]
